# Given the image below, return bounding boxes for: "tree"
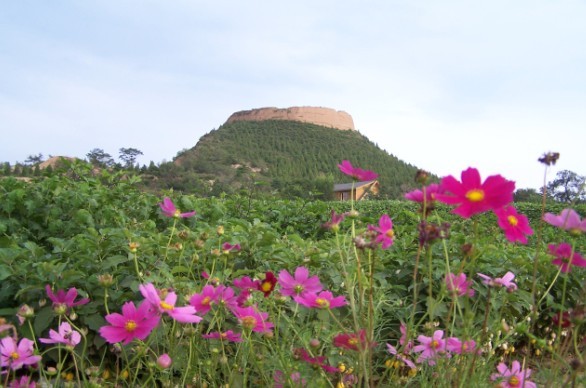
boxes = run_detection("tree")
[86,148,115,168]
[119,148,144,168]
[24,153,44,166]
[546,170,586,203]
[514,188,543,203]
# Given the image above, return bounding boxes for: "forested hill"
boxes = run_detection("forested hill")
[172,120,430,199]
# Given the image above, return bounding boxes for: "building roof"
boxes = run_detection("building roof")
[333,180,378,192]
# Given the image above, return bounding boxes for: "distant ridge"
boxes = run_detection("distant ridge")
[226,106,355,131]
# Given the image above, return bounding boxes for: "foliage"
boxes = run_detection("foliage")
[547,169,586,203]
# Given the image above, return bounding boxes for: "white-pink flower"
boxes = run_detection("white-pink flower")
[139,283,202,323]
[39,322,81,348]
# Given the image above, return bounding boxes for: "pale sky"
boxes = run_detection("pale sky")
[1,1,584,190]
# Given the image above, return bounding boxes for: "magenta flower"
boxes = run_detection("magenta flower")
[337,160,378,181]
[258,271,278,297]
[413,330,446,365]
[477,272,518,291]
[548,243,586,273]
[139,283,202,324]
[544,208,586,234]
[368,214,395,249]
[189,285,218,316]
[202,330,243,342]
[233,276,260,291]
[333,329,373,351]
[221,242,241,254]
[159,197,196,218]
[0,337,41,371]
[45,285,89,314]
[322,210,346,231]
[232,306,274,333]
[215,285,239,311]
[39,322,81,348]
[293,290,347,309]
[446,337,476,355]
[236,289,255,307]
[99,301,160,345]
[9,375,36,387]
[435,167,515,218]
[294,348,338,374]
[386,343,416,369]
[399,322,414,351]
[278,267,323,297]
[491,360,536,388]
[404,183,444,203]
[157,353,172,369]
[494,205,533,244]
[445,273,475,297]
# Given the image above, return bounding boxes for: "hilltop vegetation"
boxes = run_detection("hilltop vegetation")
[170,120,426,199]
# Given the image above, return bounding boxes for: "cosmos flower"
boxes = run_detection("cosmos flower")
[494,205,533,244]
[412,330,446,365]
[39,322,81,348]
[278,267,323,297]
[232,306,274,334]
[337,160,378,181]
[45,285,89,314]
[221,242,241,254]
[202,330,243,342]
[445,273,475,297]
[322,210,346,232]
[435,167,515,218]
[159,197,196,218]
[548,243,586,273]
[293,290,347,309]
[544,208,586,234]
[477,272,518,292]
[99,301,160,345]
[257,271,278,297]
[368,214,395,249]
[446,337,477,355]
[404,183,444,204]
[0,337,41,371]
[139,283,202,324]
[333,329,373,351]
[490,360,536,388]
[386,343,416,369]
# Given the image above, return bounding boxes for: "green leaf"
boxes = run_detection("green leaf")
[34,306,55,335]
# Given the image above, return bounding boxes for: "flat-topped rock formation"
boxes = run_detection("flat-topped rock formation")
[225,106,355,131]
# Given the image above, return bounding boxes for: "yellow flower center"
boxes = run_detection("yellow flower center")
[507,215,519,226]
[261,282,272,292]
[241,316,257,329]
[173,209,181,218]
[201,296,211,306]
[348,338,359,346]
[465,189,485,202]
[160,301,173,310]
[386,229,395,238]
[315,298,330,308]
[430,340,440,349]
[508,375,520,386]
[294,285,304,294]
[125,320,137,332]
[10,352,19,360]
[462,343,468,351]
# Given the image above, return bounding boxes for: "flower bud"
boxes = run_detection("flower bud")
[157,353,172,369]
[98,274,114,287]
[216,225,225,236]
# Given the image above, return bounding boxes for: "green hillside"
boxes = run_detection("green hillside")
[168,120,429,199]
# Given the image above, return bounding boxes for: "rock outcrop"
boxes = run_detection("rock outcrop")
[225,106,355,131]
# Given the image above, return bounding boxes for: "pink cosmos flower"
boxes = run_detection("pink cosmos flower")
[159,197,196,218]
[257,271,278,297]
[0,337,41,371]
[139,283,202,324]
[494,205,534,244]
[435,167,515,218]
[189,285,218,316]
[233,276,260,291]
[221,242,241,254]
[236,289,255,307]
[386,343,416,369]
[202,330,243,342]
[404,183,444,203]
[445,273,475,297]
[274,370,306,388]
[477,271,518,292]
[548,243,586,273]
[490,360,536,388]
[446,337,477,355]
[278,267,323,297]
[412,330,446,365]
[337,160,378,181]
[215,285,239,311]
[368,214,395,249]
[99,301,160,345]
[157,353,172,369]
[45,285,89,314]
[232,306,274,333]
[39,322,81,347]
[294,290,347,309]
[544,208,586,234]
[9,375,36,387]
[399,322,414,352]
[322,210,346,231]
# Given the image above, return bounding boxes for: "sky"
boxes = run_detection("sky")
[1,1,584,190]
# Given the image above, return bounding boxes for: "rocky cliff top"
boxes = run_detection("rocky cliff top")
[225,106,355,131]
